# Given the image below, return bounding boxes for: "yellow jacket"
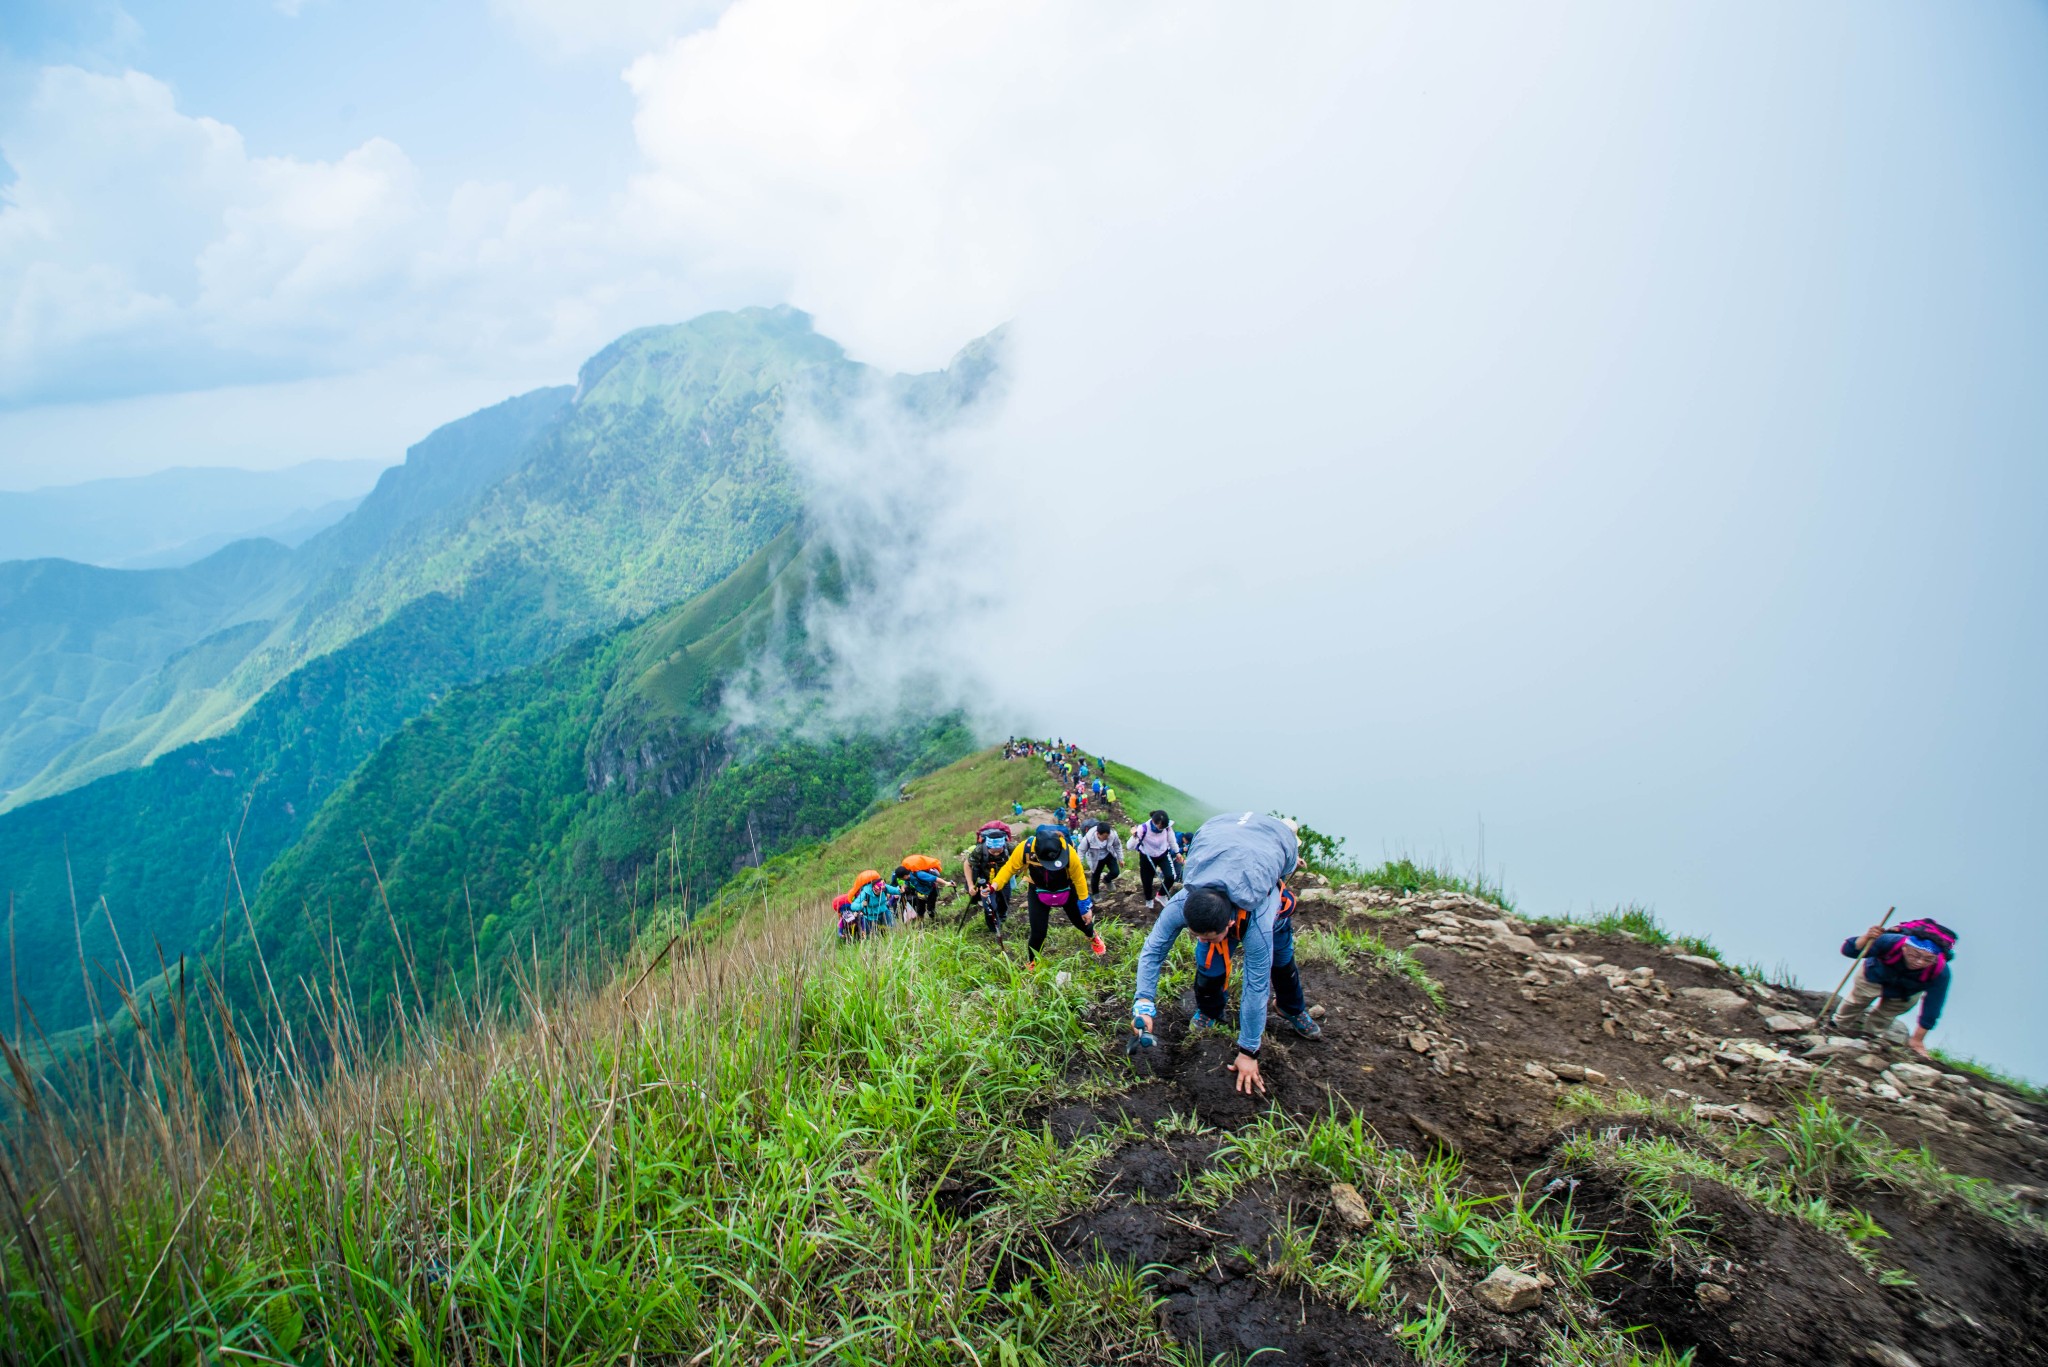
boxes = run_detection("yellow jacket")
[989,831,1091,900]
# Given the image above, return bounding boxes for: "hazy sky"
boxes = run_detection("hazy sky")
[4,1,2043,1076]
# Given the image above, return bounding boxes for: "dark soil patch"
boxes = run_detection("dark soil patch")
[1021,873,2048,1365]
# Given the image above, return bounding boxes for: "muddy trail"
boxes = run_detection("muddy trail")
[977,792,2048,1365]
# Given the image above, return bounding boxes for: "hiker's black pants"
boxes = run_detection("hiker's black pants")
[1026,889,1092,958]
[1139,851,1179,900]
[1193,920,1305,1022]
[1088,854,1121,889]
[903,887,938,918]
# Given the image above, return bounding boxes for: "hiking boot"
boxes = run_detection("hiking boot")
[1189,1010,1221,1030]
[1285,1010,1324,1040]
[1090,934,1107,957]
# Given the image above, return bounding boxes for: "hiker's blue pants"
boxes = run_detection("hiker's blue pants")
[1193,918,1304,1022]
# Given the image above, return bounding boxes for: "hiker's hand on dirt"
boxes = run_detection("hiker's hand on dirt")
[1229,1053,1265,1096]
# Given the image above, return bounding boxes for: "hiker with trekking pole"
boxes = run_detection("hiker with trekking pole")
[961,821,1016,941]
[1825,911,1956,1058]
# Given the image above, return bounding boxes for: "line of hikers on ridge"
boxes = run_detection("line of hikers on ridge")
[834,741,1959,1090]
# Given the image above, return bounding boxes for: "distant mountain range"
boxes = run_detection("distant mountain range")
[0,460,388,569]
[0,306,998,1044]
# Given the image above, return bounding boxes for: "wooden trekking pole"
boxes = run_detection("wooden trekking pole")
[1819,906,1895,1025]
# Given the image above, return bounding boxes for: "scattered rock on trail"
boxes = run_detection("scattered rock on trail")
[1474,1266,1543,1313]
[1053,864,2048,1367]
[1856,1344,1926,1367]
[1679,986,1752,1013]
[1329,1182,1371,1229]
[1762,1010,1817,1033]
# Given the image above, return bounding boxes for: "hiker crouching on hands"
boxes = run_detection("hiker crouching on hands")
[1832,917,1956,1058]
[1130,811,1323,1096]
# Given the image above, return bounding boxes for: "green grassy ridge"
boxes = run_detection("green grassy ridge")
[4,744,1198,1365]
[13,748,2035,1366]
[216,533,969,1033]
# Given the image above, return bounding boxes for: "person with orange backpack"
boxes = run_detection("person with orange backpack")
[985,826,1107,968]
[1130,812,1323,1097]
[1831,917,1956,1057]
[844,869,899,933]
[833,892,863,942]
[890,854,954,921]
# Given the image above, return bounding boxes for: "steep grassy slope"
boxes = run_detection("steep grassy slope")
[9,750,2040,1367]
[225,529,974,1030]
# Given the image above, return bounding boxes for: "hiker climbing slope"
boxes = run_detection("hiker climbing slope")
[962,822,1015,935]
[985,827,1108,967]
[1130,810,1182,910]
[1131,811,1323,1097]
[1078,820,1125,898]
[1832,917,1956,1058]
[890,855,952,921]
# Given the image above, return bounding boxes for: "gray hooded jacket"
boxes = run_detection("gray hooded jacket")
[1132,811,1299,1054]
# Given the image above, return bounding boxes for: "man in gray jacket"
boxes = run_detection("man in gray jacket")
[1130,811,1323,1096]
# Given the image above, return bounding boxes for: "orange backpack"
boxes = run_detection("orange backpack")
[901,854,943,874]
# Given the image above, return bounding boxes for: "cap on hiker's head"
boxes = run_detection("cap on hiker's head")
[982,827,1009,845]
[1033,831,1066,867]
[1183,885,1234,935]
[1906,936,1938,956]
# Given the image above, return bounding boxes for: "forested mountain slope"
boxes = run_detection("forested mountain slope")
[0,387,573,806]
[0,310,996,1040]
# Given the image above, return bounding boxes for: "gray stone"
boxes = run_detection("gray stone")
[1695,1281,1733,1309]
[1523,1062,1560,1082]
[1678,987,1751,1013]
[1856,1345,1924,1367]
[1762,1011,1817,1034]
[1330,1182,1372,1228]
[1672,954,1724,970]
[1888,1061,1943,1089]
[1475,1266,1543,1313]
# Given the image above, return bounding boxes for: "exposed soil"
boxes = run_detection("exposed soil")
[1016,856,2048,1366]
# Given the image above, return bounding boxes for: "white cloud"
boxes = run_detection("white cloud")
[0,65,714,413]
[490,0,731,57]
[622,0,1376,370]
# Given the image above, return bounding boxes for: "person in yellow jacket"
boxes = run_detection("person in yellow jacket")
[988,826,1108,967]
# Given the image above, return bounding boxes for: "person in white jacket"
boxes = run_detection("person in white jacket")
[1078,820,1126,897]
[1128,810,1181,910]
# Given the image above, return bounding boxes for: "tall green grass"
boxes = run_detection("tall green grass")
[0,885,1187,1365]
[0,747,1201,1365]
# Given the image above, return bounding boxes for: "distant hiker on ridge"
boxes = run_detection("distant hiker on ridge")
[1831,917,1956,1058]
[1130,811,1323,1097]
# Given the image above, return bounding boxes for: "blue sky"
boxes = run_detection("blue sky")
[2,0,2044,1076]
